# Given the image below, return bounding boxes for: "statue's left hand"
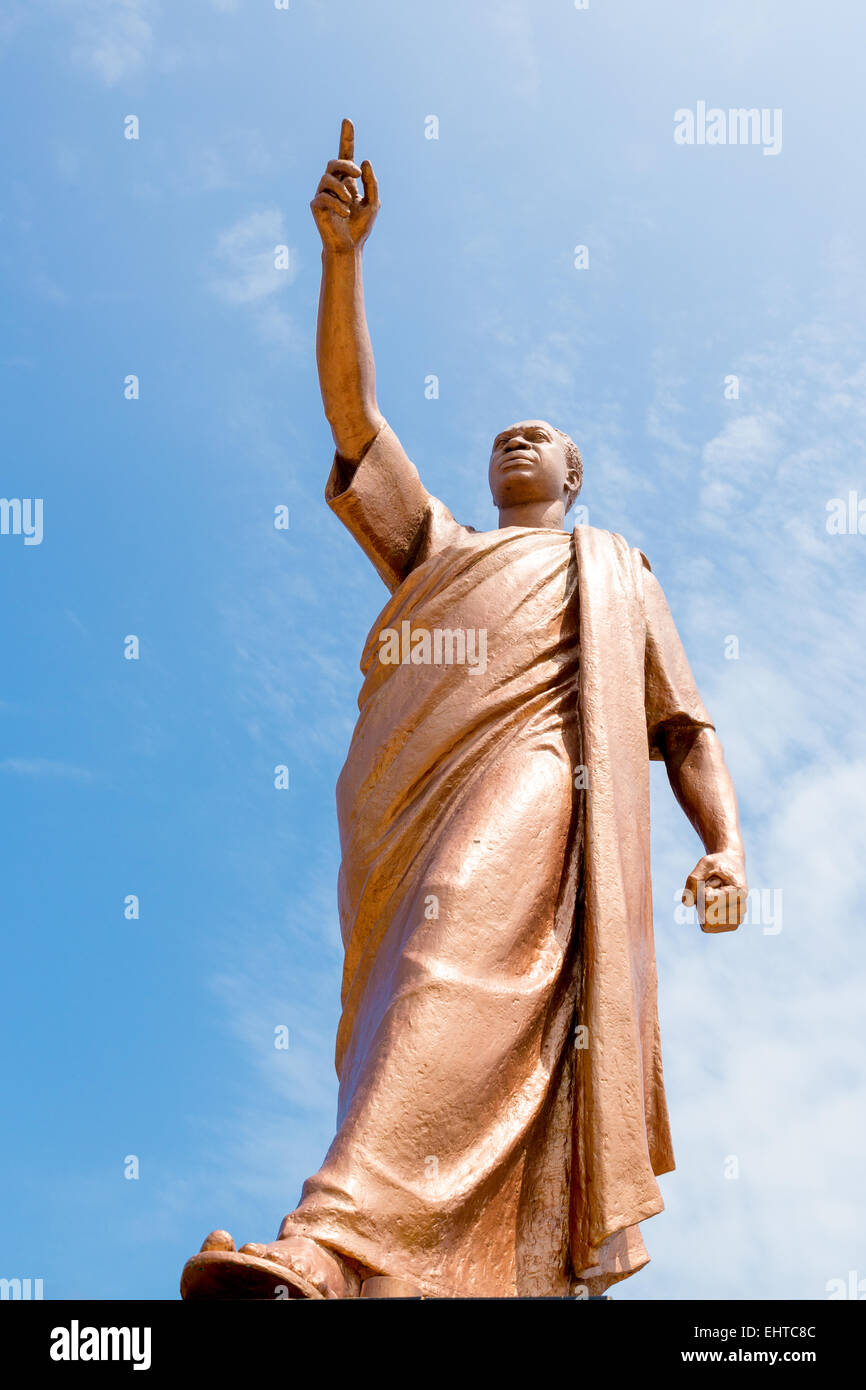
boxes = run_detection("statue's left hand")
[683,850,748,933]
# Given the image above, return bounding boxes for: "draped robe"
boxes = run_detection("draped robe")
[279,423,714,1296]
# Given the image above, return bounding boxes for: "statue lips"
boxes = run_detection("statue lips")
[495,448,538,473]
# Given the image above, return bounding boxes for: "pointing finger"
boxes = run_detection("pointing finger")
[338,118,354,163]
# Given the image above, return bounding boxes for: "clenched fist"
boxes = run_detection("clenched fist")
[683,849,748,933]
[310,118,379,254]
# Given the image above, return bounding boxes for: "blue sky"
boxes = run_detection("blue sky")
[1,0,865,1300]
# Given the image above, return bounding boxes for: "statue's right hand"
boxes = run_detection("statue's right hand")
[310,118,379,253]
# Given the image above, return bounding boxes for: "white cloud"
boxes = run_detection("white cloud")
[700,412,783,515]
[622,287,866,1296]
[208,210,299,347]
[629,754,866,1299]
[209,211,296,305]
[60,0,154,86]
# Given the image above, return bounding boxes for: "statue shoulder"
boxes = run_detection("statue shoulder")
[573,522,653,574]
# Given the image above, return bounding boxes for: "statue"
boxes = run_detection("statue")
[181,120,747,1300]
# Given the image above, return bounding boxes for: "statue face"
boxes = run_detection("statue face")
[488,420,573,511]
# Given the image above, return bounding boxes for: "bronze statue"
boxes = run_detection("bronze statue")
[181,120,747,1300]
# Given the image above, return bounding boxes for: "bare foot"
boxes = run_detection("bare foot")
[238,1235,360,1299]
[182,1229,360,1300]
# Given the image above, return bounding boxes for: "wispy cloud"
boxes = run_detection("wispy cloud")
[59,0,154,86]
[209,211,297,306]
[0,758,93,780]
[620,290,866,1296]
[208,210,299,348]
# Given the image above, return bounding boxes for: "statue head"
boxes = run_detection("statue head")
[488,420,583,518]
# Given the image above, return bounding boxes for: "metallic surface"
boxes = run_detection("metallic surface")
[181,120,746,1301]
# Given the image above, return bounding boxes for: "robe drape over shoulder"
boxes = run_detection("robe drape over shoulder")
[280,423,714,1296]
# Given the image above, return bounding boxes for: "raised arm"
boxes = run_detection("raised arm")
[310,118,384,464]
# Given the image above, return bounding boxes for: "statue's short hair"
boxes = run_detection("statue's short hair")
[554,428,583,511]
